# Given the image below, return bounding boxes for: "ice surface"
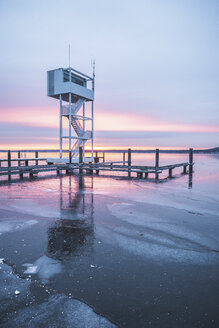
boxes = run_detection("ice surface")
[97,224,219,264]
[0,155,218,327]
[0,263,30,311]
[106,185,219,217]
[3,294,116,328]
[0,219,38,235]
[0,263,116,328]
[100,202,219,264]
[108,203,219,247]
[0,199,60,218]
[23,255,62,280]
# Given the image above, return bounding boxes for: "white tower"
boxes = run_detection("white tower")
[47,64,95,163]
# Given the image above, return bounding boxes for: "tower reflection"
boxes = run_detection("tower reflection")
[47,175,94,259]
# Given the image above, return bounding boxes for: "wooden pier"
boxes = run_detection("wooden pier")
[0,148,194,182]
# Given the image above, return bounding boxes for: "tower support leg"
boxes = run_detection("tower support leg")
[60,95,62,158]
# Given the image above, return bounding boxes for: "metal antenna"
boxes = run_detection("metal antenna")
[93,59,95,77]
[68,44,71,68]
[92,59,95,92]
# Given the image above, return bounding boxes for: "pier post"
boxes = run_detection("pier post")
[128,148,131,178]
[18,151,23,179]
[123,152,125,165]
[103,152,105,163]
[155,149,159,167]
[183,165,187,174]
[155,149,159,179]
[35,151,38,166]
[137,172,143,178]
[8,150,11,181]
[189,148,193,174]
[69,150,72,164]
[144,172,148,179]
[169,168,173,178]
[79,147,83,174]
[188,170,193,188]
[8,150,11,167]
[18,151,21,167]
[94,152,99,163]
[188,148,193,188]
[88,164,93,175]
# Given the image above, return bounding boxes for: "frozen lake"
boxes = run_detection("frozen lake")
[0,154,219,327]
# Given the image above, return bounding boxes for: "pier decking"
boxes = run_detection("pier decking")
[0,148,194,182]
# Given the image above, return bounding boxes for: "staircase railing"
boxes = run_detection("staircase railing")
[62,97,91,160]
[71,118,83,136]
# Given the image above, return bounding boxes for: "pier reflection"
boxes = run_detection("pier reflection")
[47,175,94,259]
[188,165,193,189]
[188,171,193,189]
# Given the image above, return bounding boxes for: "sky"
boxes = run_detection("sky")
[0,0,219,149]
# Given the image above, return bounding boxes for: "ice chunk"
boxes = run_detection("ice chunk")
[23,255,62,280]
[23,265,38,274]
